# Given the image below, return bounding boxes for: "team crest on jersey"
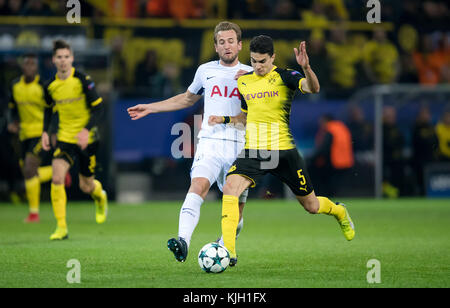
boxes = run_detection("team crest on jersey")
[268,75,278,85]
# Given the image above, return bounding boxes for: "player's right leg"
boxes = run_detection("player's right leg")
[49,158,70,240]
[23,152,42,223]
[168,176,210,262]
[222,174,252,263]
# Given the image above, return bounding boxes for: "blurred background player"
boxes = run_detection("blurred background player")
[7,53,54,223]
[42,40,107,240]
[210,36,355,265]
[127,21,252,262]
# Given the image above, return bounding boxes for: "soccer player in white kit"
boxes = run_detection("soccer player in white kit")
[127,21,252,263]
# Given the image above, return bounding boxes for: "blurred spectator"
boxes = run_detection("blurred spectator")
[435,110,450,161]
[134,49,164,97]
[398,53,419,83]
[421,0,449,34]
[413,35,449,85]
[382,106,406,198]
[326,26,362,97]
[6,0,22,15]
[273,0,298,20]
[227,0,271,19]
[22,0,53,16]
[160,62,183,98]
[315,0,349,21]
[300,1,329,38]
[411,106,439,195]
[347,105,373,152]
[110,36,128,90]
[146,0,206,20]
[310,114,354,197]
[362,28,399,84]
[0,0,8,14]
[145,0,170,17]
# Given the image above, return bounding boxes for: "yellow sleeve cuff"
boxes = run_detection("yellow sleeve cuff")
[91,98,103,107]
[299,78,306,94]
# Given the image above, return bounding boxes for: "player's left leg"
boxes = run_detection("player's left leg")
[23,153,42,223]
[50,158,70,240]
[295,192,355,240]
[275,149,355,241]
[78,142,107,224]
[79,175,108,224]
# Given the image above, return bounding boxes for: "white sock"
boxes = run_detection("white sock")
[218,218,244,246]
[178,192,204,247]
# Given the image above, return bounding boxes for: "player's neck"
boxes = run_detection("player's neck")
[219,59,239,67]
[24,75,36,83]
[57,67,73,80]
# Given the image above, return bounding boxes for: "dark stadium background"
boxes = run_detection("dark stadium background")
[0,0,449,203]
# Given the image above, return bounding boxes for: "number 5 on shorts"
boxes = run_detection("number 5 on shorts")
[297,169,306,186]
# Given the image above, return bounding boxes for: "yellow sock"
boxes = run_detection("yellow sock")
[38,166,53,183]
[222,195,240,258]
[51,183,67,229]
[90,179,103,202]
[317,196,345,221]
[25,176,40,214]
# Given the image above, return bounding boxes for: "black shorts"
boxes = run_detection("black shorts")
[20,137,51,163]
[53,141,99,177]
[227,148,314,196]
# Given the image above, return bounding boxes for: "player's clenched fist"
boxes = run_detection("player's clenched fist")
[208,115,225,126]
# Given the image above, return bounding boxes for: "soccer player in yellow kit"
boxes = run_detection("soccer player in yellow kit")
[42,40,107,240]
[210,36,355,266]
[8,53,54,223]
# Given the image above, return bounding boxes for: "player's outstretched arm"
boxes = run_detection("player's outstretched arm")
[294,41,320,94]
[208,112,247,126]
[127,90,201,120]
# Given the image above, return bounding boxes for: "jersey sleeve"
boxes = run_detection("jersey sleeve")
[81,74,103,107]
[277,68,306,93]
[240,93,248,113]
[7,82,18,123]
[187,66,204,96]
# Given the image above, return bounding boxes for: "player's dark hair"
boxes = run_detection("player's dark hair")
[250,35,274,56]
[214,21,242,43]
[22,52,38,60]
[53,39,72,55]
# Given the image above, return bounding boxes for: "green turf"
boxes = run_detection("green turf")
[0,198,449,288]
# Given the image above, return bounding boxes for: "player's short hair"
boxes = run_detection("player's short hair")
[22,52,38,60]
[214,21,242,43]
[250,35,274,56]
[53,39,72,55]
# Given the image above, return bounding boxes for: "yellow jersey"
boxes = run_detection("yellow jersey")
[9,75,46,141]
[44,67,103,144]
[238,66,305,150]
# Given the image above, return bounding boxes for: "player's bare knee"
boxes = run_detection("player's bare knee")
[189,178,210,199]
[298,198,319,214]
[79,180,94,194]
[52,175,65,185]
[23,167,38,180]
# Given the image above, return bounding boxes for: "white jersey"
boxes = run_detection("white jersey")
[188,60,252,143]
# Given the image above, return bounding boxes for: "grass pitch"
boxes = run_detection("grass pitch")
[0,198,449,288]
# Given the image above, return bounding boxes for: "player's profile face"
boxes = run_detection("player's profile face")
[52,48,74,73]
[250,52,275,76]
[215,30,242,66]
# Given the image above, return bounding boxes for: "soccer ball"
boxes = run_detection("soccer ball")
[198,242,230,273]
